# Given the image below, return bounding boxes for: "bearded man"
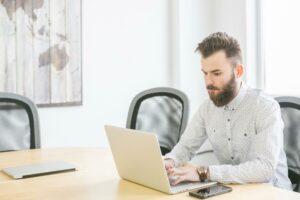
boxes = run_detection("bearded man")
[164,32,292,190]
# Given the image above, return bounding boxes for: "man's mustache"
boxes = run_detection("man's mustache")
[206,85,220,90]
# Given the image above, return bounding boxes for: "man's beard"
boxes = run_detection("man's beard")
[207,73,238,107]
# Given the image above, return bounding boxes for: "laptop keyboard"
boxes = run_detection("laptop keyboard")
[170,181,217,193]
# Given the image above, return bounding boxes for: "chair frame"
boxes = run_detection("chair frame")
[126,87,189,141]
[275,96,300,192]
[0,92,41,149]
[275,96,300,110]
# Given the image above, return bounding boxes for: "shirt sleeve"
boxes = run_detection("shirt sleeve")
[164,102,208,166]
[209,100,283,184]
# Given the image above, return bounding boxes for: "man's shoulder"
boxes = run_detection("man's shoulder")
[246,87,279,110]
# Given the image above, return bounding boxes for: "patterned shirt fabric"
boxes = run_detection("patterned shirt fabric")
[165,82,292,190]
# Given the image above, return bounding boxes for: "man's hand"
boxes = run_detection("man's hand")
[167,164,200,185]
[164,159,175,170]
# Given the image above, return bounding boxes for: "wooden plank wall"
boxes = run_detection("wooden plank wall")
[0,0,82,106]
[34,0,50,104]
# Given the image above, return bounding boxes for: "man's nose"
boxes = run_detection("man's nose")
[205,76,214,86]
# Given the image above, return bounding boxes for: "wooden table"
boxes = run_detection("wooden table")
[0,147,299,200]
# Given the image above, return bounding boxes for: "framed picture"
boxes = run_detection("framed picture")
[0,0,82,106]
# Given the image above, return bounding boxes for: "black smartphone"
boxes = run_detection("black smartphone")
[189,185,232,199]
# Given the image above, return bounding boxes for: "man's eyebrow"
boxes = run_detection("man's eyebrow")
[201,69,221,73]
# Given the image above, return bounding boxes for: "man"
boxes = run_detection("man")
[164,32,292,190]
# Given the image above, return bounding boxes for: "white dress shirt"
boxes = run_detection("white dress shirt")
[165,82,292,190]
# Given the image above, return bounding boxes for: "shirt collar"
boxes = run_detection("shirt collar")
[224,81,247,111]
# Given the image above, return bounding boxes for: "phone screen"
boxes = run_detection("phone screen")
[189,185,232,199]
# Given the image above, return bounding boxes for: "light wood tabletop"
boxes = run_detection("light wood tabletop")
[0,147,299,200]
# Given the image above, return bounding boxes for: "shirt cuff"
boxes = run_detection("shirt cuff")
[208,165,222,181]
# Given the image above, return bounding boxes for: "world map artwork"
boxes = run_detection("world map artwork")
[0,0,81,106]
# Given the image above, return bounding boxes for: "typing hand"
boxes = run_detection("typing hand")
[168,175,180,185]
[164,159,175,170]
[167,164,200,186]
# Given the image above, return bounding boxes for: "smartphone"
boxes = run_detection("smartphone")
[189,185,232,199]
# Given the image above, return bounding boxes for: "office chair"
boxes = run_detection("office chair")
[0,92,41,151]
[127,87,189,155]
[275,96,300,192]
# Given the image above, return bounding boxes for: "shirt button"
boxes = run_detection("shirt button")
[231,157,234,160]
[227,119,230,122]
[228,138,231,141]
[244,133,247,136]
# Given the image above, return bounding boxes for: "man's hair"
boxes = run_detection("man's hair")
[196,32,243,65]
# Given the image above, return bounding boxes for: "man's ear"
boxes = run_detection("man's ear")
[235,64,244,78]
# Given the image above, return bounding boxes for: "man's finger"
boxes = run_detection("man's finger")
[167,167,175,175]
[169,167,188,176]
[172,175,186,185]
[165,165,171,170]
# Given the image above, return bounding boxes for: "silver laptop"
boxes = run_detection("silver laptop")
[104,125,217,194]
[2,161,77,179]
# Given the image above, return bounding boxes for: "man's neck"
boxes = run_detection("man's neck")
[233,81,242,98]
[224,81,242,107]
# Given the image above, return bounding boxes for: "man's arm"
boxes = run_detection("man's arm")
[209,101,283,184]
[164,102,209,166]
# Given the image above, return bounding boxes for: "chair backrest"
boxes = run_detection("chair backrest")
[275,96,300,192]
[0,92,41,151]
[126,87,189,155]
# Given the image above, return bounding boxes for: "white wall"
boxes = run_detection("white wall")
[39,0,170,147]
[177,0,216,114]
[38,0,252,148]
[212,0,258,89]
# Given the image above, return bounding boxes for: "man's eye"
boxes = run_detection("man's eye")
[214,73,221,76]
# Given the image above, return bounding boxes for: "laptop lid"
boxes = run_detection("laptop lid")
[2,161,77,179]
[105,125,171,193]
[104,125,217,194]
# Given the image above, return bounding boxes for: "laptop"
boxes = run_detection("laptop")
[2,161,77,179]
[104,125,217,194]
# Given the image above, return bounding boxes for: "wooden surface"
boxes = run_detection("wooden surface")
[0,147,299,200]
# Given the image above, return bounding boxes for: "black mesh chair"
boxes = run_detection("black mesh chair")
[126,87,189,155]
[275,96,300,192]
[0,92,41,152]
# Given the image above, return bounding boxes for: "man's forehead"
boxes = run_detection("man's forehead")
[201,61,224,72]
[201,55,232,72]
